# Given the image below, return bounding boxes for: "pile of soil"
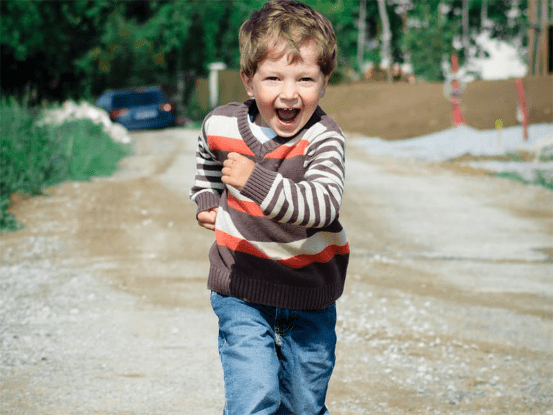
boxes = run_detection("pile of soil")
[320,75,552,140]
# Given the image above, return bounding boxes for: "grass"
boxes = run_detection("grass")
[0,97,130,233]
[495,171,553,190]
[449,152,553,191]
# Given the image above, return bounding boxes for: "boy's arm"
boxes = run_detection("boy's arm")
[240,132,346,229]
[189,121,224,220]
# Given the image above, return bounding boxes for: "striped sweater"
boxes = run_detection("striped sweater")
[190,100,349,310]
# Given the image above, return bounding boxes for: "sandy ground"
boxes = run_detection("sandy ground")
[1,113,552,414]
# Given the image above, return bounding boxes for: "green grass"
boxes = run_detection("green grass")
[495,171,553,190]
[449,152,553,191]
[0,97,130,233]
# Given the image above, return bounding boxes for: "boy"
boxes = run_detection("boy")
[189,1,349,413]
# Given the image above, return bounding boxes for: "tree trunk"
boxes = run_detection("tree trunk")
[357,0,367,75]
[377,0,392,82]
[479,0,487,58]
[462,0,470,62]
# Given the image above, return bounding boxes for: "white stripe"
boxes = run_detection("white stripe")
[261,176,281,213]
[193,179,225,189]
[196,157,219,166]
[315,185,326,227]
[255,231,348,260]
[216,208,245,239]
[200,169,223,178]
[208,115,242,137]
[280,181,295,222]
[217,206,348,260]
[269,190,287,219]
[303,184,317,227]
[190,188,218,202]
[292,184,306,225]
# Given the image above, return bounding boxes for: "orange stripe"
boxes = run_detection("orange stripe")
[278,242,350,269]
[207,135,255,156]
[216,230,271,260]
[227,193,264,217]
[265,139,308,159]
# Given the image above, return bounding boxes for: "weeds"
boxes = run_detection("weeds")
[0,97,130,232]
[495,171,553,191]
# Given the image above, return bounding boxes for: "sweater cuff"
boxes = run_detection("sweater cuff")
[194,191,220,216]
[241,164,278,205]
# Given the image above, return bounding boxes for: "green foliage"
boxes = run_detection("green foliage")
[184,89,211,123]
[403,4,457,81]
[0,0,533,102]
[495,171,553,191]
[75,2,193,96]
[0,97,129,232]
[1,0,117,99]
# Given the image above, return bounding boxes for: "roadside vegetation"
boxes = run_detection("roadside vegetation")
[488,152,553,190]
[451,152,553,190]
[495,171,553,190]
[0,97,130,233]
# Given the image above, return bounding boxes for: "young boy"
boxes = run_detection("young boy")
[189,1,349,413]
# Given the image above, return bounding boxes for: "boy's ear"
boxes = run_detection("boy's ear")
[240,70,255,97]
[319,75,330,98]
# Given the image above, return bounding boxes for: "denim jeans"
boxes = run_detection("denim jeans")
[210,292,337,415]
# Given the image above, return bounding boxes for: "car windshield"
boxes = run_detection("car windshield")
[112,91,161,108]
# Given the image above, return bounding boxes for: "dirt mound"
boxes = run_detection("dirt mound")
[320,75,552,140]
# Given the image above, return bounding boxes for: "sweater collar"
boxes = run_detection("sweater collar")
[238,99,317,159]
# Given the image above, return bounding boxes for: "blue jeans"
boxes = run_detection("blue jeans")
[210,292,337,415]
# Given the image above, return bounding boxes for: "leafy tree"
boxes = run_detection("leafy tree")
[403,2,457,81]
[0,0,532,103]
[75,1,193,96]
[1,0,116,100]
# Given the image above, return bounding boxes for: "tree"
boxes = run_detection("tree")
[0,0,532,102]
[377,0,393,81]
[403,2,457,81]
[1,0,116,100]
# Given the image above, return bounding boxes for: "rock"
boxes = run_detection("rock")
[39,100,132,144]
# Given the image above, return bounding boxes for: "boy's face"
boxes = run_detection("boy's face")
[240,39,329,138]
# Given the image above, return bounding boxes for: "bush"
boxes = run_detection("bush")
[402,7,457,82]
[184,89,211,123]
[0,97,130,232]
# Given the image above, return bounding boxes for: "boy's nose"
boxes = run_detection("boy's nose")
[280,81,298,101]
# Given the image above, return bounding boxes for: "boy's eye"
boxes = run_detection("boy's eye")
[300,77,314,82]
[266,77,279,81]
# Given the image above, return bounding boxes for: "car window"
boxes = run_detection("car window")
[112,91,162,108]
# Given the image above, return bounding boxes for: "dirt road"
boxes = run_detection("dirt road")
[1,127,552,414]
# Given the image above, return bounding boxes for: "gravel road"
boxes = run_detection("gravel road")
[1,127,552,414]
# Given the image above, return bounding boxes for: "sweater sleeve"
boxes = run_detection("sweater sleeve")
[240,131,346,228]
[189,117,224,215]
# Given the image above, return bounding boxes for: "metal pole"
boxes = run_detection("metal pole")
[208,62,226,109]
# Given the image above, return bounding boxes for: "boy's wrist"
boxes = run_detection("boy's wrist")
[195,191,220,217]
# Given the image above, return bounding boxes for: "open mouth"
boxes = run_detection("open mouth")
[276,108,300,124]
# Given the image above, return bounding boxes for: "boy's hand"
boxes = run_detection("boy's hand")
[222,152,255,191]
[197,207,218,231]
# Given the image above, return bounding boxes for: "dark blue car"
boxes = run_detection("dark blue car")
[98,86,176,130]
